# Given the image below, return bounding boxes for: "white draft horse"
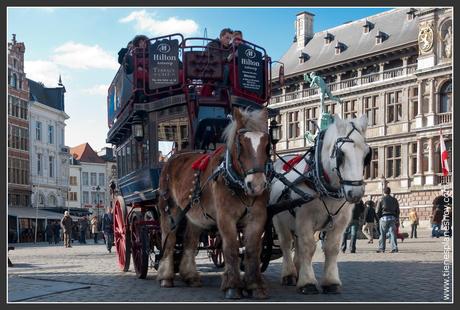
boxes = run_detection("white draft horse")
[270,114,371,294]
[158,108,271,299]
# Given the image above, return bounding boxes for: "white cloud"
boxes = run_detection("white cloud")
[83,84,109,96]
[24,60,62,87]
[119,10,199,36]
[51,41,118,70]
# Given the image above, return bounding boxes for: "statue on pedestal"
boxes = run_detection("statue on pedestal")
[303,72,343,143]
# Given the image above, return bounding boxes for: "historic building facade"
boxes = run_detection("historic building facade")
[28,78,70,212]
[69,143,109,222]
[8,34,31,209]
[269,8,452,223]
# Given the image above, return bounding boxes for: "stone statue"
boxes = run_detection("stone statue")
[303,72,343,143]
[443,26,452,58]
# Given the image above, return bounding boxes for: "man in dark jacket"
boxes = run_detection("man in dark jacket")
[79,216,89,244]
[101,206,114,253]
[376,187,400,253]
[60,211,73,248]
[341,200,365,253]
[362,200,379,243]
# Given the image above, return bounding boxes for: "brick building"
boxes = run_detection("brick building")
[269,8,452,225]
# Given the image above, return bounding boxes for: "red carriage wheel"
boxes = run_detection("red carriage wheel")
[114,196,131,272]
[208,234,225,268]
[131,213,150,279]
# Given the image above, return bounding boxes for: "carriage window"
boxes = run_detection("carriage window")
[157,117,189,161]
[126,142,132,174]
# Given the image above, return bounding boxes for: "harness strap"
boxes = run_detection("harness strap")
[319,199,348,231]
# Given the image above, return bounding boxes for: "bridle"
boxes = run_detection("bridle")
[234,128,271,178]
[330,122,371,188]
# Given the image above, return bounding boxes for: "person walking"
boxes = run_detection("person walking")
[101,206,114,253]
[341,200,365,253]
[90,215,99,244]
[53,221,60,244]
[45,222,54,244]
[79,216,89,244]
[376,187,400,253]
[362,200,378,244]
[60,211,73,248]
[408,207,419,239]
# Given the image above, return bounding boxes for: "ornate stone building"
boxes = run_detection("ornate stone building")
[269,8,452,223]
[8,34,31,209]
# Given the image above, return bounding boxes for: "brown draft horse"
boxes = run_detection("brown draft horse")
[157,107,270,299]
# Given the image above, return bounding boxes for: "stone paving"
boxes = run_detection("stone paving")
[7,228,453,303]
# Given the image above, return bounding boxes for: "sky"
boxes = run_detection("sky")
[7,7,392,152]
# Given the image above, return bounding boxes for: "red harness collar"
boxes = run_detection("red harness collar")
[191,146,225,172]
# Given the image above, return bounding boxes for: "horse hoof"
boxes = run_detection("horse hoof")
[160,279,174,288]
[251,288,268,299]
[187,279,202,287]
[282,275,297,286]
[322,284,342,294]
[298,284,319,295]
[224,288,242,299]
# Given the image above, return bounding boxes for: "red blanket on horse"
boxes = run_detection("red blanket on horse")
[191,146,225,171]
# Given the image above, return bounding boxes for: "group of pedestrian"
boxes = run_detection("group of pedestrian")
[44,220,61,245]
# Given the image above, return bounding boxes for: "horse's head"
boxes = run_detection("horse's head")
[322,114,371,203]
[223,108,270,197]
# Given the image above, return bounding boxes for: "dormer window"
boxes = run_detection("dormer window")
[406,8,416,20]
[299,52,309,63]
[335,42,344,55]
[324,32,334,44]
[375,31,387,44]
[363,20,373,34]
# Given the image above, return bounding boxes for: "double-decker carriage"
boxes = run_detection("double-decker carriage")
[106,33,282,279]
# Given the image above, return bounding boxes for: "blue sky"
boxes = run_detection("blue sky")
[8,7,391,152]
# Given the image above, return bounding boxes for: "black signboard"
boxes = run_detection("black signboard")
[237,45,264,95]
[149,39,179,89]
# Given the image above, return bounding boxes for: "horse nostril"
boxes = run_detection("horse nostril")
[347,190,353,198]
[247,181,253,190]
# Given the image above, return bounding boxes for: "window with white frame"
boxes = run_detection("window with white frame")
[386,145,401,178]
[36,121,42,141]
[90,172,97,186]
[48,125,54,144]
[83,191,89,204]
[387,91,403,123]
[364,95,379,126]
[37,153,42,176]
[82,172,89,186]
[288,111,300,139]
[49,156,54,178]
[99,173,105,187]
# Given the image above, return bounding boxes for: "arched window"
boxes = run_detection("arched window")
[48,195,57,206]
[439,81,452,113]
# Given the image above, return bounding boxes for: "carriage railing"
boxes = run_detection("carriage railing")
[134,33,186,97]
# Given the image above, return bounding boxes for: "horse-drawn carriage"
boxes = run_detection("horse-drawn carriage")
[106,32,372,299]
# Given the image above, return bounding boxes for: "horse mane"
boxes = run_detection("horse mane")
[222,108,268,149]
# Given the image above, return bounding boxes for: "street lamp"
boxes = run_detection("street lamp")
[34,185,39,244]
[132,114,144,141]
[96,185,101,221]
[269,118,281,161]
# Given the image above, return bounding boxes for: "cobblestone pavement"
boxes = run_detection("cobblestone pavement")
[8,229,452,303]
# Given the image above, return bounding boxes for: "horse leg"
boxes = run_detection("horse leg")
[179,222,202,287]
[273,215,297,286]
[242,206,268,299]
[157,198,177,288]
[217,216,243,299]
[321,228,344,294]
[296,222,319,294]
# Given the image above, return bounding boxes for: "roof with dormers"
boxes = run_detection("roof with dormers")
[70,143,105,164]
[273,8,419,78]
[28,78,66,111]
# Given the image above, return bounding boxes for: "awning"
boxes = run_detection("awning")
[8,207,80,221]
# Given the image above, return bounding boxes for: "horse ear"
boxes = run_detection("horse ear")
[357,114,368,134]
[333,114,346,132]
[260,108,268,122]
[233,108,244,128]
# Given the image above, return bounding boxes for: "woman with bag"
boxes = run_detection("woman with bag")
[408,207,419,238]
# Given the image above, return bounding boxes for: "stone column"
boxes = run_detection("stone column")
[426,79,435,126]
[336,73,342,90]
[425,136,435,185]
[402,57,409,75]
[379,63,385,81]
[281,86,286,103]
[357,68,362,86]
[413,138,423,186]
[415,80,424,128]
[400,143,409,188]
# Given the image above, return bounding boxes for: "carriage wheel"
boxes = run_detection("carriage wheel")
[131,213,150,279]
[114,196,131,272]
[208,234,225,268]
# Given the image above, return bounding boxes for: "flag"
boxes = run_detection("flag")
[440,134,450,176]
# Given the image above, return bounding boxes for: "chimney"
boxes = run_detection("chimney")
[295,11,315,49]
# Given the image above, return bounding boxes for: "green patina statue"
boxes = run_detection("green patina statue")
[304,72,342,143]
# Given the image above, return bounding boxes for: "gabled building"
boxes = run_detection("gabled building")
[69,143,108,222]
[269,8,452,224]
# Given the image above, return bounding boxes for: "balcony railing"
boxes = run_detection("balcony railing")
[436,173,452,185]
[270,64,418,105]
[438,112,452,124]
